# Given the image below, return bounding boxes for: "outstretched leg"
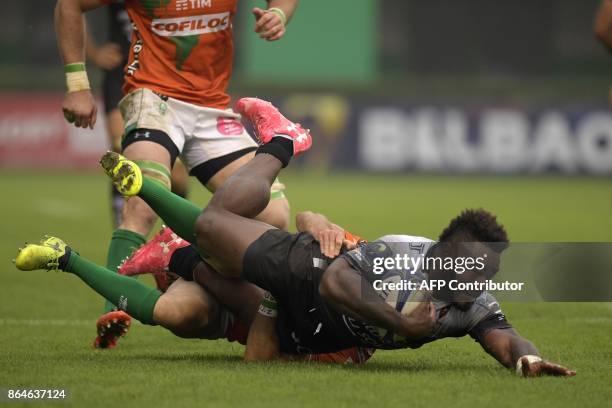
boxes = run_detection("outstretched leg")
[13,237,220,340]
[14,237,160,325]
[119,226,264,328]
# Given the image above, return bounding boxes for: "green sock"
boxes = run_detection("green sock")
[139,178,202,244]
[103,229,146,312]
[66,252,160,325]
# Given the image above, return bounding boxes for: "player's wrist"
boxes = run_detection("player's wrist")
[64,62,91,93]
[515,354,543,376]
[267,7,287,26]
[258,291,278,318]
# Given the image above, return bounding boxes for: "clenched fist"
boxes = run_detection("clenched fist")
[62,90,97,129]
[399,300,437,339]
[253,7,286,41]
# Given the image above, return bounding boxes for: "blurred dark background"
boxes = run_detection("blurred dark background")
[1,0,609,103]
[1,0,611,174]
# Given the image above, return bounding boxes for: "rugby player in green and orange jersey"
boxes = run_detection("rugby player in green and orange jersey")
[84,1,190,228]
[55,0,298,347]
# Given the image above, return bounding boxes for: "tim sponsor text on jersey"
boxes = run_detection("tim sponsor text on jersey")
[151,13,230,37]
[176,0,213,11]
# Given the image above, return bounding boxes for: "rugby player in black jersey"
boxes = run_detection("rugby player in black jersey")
[16,98,575,376]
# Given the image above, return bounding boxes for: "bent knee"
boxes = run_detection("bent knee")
[120,197,158,233]
[195,209,220,242]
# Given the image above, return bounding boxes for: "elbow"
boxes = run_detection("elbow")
[296,211,313,223]
[54,0,78,22]
[55,0,72,13]
[54,0,63,21]
[594,16,612,43]
[56,0,85,15]
[295,211,313,230]
[594,24,607,42]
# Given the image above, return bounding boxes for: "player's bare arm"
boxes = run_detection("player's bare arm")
[245,313,279,362]
[55,0,106,129]
[595,0,612,51]
[296,211,348,258]
[320,257,437,339]
[245,291,280,362]
[480,328,576,377]
[84,29,123,71]
[253,0,299,41]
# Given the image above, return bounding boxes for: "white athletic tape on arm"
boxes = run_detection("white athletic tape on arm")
[268,7,287,26]
[64,63,91,93]
[258,291,278,318]
[515,355,543,376]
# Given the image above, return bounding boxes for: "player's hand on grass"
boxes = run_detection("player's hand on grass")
[253,7,286,41]
[90,42,123,70]
[519,357,576,377]
[62,90,97,129]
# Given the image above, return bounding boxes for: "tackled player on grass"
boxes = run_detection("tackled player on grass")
[52,98,575,376]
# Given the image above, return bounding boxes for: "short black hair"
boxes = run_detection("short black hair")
[438,209,509,250]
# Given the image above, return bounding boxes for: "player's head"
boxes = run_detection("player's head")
[438,208,508,248]
[435,209,509,305]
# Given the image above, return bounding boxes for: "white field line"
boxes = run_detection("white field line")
[31,199,87,219]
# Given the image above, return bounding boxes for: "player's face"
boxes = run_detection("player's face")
[452,242,501,304]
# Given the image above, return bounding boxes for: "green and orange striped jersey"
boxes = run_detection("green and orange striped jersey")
[103,0,237,109]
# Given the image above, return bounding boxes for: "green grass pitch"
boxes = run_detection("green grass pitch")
[1,170,611,407]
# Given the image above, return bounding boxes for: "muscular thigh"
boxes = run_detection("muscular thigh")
[205,152,290,230]
[121,129,179,188]
[196,209,275,278]
[122,141,172,168]
[118,88,182,172]
[205,151,254,191]
[106,108,124,152]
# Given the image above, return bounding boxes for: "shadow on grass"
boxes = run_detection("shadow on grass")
[349,360,489,373]
[114,351,491,374]
[117,352,243,364]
